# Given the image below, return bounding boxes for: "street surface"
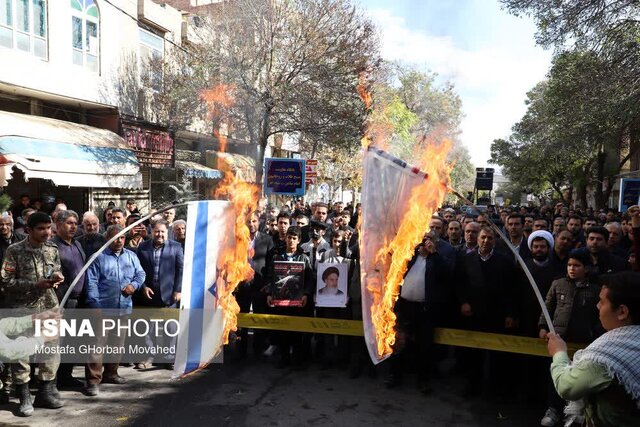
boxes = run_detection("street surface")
[0,352,543,427]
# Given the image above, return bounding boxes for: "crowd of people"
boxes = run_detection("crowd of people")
[0,194,639,426]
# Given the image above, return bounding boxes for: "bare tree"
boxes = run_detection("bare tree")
[193,0,380,183]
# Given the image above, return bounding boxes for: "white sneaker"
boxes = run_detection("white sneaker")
[540,407,560,427]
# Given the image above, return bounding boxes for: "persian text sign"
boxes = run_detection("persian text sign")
[264,158,305,196]
[122,123,174,168]
[305,159,318,185]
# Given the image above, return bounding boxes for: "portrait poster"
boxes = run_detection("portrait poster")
[315,262,348,308]
[272,261,305,307]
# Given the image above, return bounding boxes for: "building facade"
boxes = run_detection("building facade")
[0,0,185,216]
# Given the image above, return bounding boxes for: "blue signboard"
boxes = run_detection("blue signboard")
[619,178,640,213]
[264,158,306,196]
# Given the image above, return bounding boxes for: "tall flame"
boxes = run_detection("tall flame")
[357,72,374,149]
[201,83,235,153]
[357,72,372,110]
[213,129,228,154]
[369,138,452,358]
[213,160,258,346]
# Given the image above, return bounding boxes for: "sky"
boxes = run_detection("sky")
[359,0,553,167]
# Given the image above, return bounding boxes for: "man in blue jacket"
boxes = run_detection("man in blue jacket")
[84,224,145,396]
[135,219,183,368]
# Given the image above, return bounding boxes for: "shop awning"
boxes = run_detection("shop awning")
[206,151,256,183]
[0,111,142,189]
[175,160,223,180]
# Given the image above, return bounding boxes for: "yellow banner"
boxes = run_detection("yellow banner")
[236,313,584,357]
[142,309,584,357]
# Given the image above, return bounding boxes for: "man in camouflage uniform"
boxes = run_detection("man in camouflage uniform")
[1,212,65,417]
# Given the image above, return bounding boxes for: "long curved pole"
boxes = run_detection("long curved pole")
[447,187,555,334]
[59,202,191,309]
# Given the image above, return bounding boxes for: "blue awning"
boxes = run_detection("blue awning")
[0,111,142,188]
[175,160,223,180]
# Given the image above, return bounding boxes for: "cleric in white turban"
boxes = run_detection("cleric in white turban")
[527,229,554,251]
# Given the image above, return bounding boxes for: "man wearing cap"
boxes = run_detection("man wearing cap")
[0,212,65,416]
[301,220,331,268]
[125,199,139,218]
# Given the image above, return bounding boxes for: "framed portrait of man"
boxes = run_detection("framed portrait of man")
[315,262,348,308]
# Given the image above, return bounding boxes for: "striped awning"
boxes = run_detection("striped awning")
[0,111,142,188]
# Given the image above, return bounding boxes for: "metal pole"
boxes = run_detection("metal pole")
[59,202,191,309]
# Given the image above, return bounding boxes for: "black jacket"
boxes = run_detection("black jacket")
[455,250,517,330]
[518,258,556,336]
[0,231,26,262]
[495,236,532,263]
[240,232,275,294]
[572,247,627,277]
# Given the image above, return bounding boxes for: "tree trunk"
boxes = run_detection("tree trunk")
[565,185,574,206]
[576,181,588,209]
[603,179,616,210]
[310,140,319,159]
[255,104,273,194]
[551,184,564,202]
[594,147,607,210]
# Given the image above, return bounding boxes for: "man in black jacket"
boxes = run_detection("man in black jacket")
[550,229,573,279]
[495,213,532,262]
[385,231,450,393]
[266,226,314,367]
[455,226,517,396]
[235,212,275,358]
[51,210,87,388]
[574,226,627,277]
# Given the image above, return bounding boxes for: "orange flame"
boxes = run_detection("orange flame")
[357,72,374,149]
[201,83,235,153]
[357,72,372,110]
[368,138,452,358]
[213,129,228,154]
[213,159,259,346]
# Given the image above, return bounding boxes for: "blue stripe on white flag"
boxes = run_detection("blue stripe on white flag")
[185,201,209,373]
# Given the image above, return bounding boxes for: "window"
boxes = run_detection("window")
[139,28,164,91]
[0,0,48,59]
[71,0,99,72]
